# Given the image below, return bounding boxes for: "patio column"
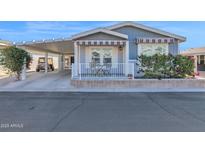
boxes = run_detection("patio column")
[125,41,129,63]
[74,41,78,76]
[45,52,48,73]
[125,41,129,75]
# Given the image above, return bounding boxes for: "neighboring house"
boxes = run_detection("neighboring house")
[181,47,205,77]
[13,22,186,80]
[0,40,11,49]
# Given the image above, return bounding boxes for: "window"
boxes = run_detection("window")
[102,49,112,64]
[91,49,100,64]
[39,58,45,63]
[138,43,168,56]
[200,55,205,64]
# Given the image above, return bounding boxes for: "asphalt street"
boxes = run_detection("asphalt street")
[0,92,205,132]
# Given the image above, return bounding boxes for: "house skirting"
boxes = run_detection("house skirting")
[71,79,205,88]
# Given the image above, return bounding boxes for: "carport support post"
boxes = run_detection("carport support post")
[62,54,65,70]
[45,52,48,73]
[58,54,62,72]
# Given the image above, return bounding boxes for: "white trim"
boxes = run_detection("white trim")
[72,28,128,40]
[15,37,72,46]
[128,60,137,62]
[107,22,186,42]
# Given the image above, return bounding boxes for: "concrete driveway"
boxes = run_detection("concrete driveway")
[0,92,205,132]
[0,71,73,91]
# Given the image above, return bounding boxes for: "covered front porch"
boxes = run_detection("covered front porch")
[72,40,134,80]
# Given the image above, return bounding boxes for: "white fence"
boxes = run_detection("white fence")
[72,63,134,80]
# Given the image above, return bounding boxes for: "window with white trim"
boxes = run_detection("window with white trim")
[91,49,100,64]
[102,49,112,64]
[198,55,205,64]
[90,48,113,64]
[138,43,168,56]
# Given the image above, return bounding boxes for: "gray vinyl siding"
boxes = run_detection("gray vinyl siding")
[112,26,179,59]
[76,32,126,40]
[169,42,179,55]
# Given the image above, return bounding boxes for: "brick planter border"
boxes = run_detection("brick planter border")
[71,79,205,88]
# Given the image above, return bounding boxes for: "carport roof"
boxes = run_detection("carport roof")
[16,38,74,54]
[14,28,128,54]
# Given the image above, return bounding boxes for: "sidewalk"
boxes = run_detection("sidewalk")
[1,71,205,92]
[1,87,205,92]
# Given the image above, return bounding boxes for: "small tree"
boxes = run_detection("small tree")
[0,46,32,80]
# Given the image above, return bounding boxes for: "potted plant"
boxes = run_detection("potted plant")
[128,74,133,79]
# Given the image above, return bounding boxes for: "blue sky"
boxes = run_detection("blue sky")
[0,21,205,50]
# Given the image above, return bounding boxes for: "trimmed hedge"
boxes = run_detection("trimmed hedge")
[136,54,194,79]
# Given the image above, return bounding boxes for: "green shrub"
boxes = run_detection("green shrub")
[0,46,32,80]
[136,53,194,79]
[172,55,195,78]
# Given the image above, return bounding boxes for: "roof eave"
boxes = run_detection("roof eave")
[107,21,186,42]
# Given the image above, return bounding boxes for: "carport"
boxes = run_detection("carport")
[16,38,74,74]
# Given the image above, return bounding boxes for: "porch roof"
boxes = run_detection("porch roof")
[71,28,128,40]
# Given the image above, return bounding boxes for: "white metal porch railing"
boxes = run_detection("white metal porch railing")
[71,63,134,80]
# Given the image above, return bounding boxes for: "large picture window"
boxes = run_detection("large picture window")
[138,43,168,56]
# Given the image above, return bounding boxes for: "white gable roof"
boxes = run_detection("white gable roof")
[71,28,128,40]
[107,22,186,42]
